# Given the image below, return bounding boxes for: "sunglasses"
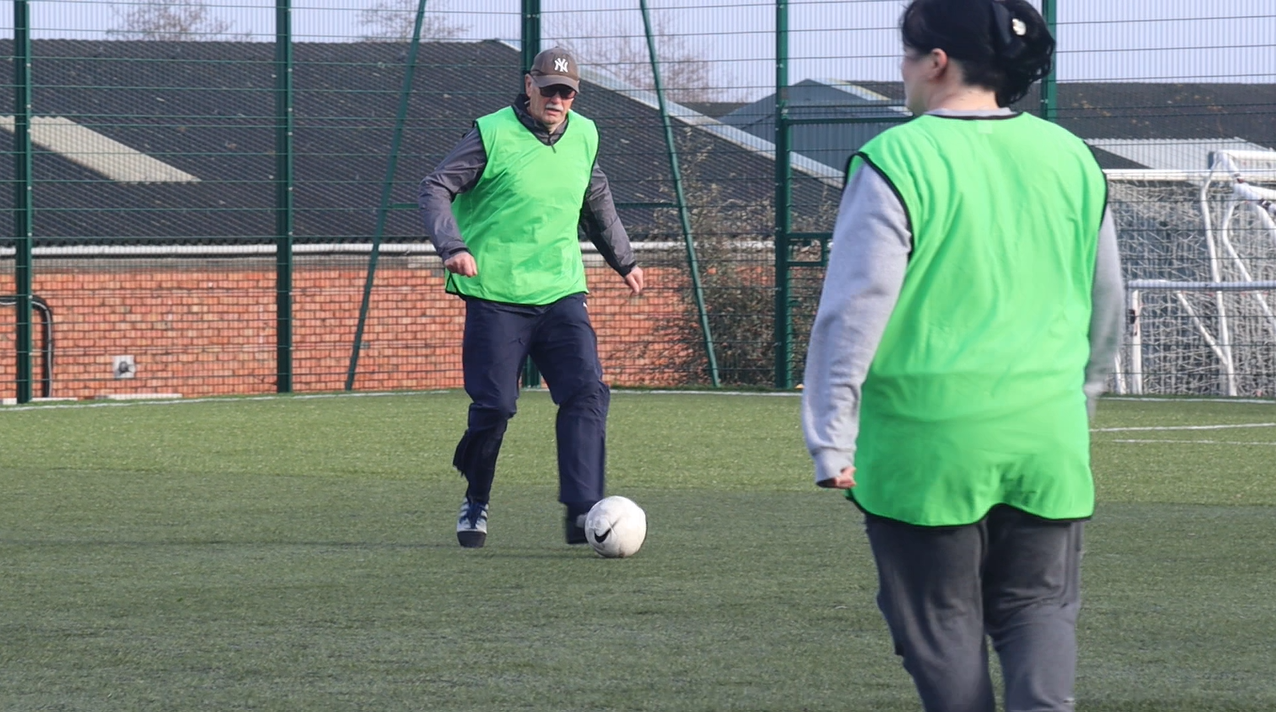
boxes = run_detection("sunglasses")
[538,85,578,100]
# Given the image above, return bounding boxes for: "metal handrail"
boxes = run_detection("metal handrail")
[0,294,53,399]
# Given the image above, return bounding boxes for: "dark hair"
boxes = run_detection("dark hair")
[901,0,1054,106]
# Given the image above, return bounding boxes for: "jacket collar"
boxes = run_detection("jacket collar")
[512,94,567,146]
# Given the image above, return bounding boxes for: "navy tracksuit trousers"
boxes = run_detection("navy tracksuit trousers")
[452,293,608,515]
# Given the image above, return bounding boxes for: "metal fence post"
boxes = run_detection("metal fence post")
[1040,0,1057,121]
[639,0,720,387]
[275,0,295,393]
[773,0,793,389]
[12,0,34,404]
[346,0,431,391]
[521,0,541,77]
[520,0,542,389]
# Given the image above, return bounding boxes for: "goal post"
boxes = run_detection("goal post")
[1109,149,1276,397]
[1124,280,1276,397]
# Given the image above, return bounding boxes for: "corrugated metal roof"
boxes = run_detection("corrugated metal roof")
[1085,138,1273,171]
[0,115,200,183]
[0,39,843,244]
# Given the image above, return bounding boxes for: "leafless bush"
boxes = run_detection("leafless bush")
[108,0,246,41]
[357,0,468,42]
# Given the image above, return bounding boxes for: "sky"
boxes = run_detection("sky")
[7,0,1275,100]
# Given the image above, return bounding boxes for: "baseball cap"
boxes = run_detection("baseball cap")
[528,47,580,92]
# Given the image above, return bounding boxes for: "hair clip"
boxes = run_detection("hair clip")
[990,0,1027,58]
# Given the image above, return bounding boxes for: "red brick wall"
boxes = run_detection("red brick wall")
[0,259,698,400]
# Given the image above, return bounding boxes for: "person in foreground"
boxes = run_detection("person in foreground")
[419,47,644,549]
[800,0,1124,710]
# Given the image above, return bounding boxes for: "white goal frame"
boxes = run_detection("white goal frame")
[1121,280,1276,396]
[1112,150,1276,397]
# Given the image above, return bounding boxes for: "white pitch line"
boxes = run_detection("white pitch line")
[0,390,453,413]
[0,387,806,414]
[1,388,1269,417]
[1093,422,1276,432]
[620,389,801,397]
[1107,397,1276,405]
[1113,439,1276,446]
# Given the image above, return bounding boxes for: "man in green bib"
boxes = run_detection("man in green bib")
[419,48,644,549]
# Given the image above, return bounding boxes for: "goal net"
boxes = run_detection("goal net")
[1109,150,1276,397]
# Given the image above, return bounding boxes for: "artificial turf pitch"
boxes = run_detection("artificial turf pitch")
[2,392,1274,710]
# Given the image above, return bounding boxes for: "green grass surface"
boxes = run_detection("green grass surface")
[1,392,1274,710]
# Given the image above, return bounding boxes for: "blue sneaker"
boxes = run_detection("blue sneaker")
[457,498,489,548]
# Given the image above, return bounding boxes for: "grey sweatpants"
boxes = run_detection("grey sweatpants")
[865,505,1084,712]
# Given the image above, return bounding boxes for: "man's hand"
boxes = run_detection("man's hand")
[816,467,856,489]
[444,252,478,277]
[623,265,645,295]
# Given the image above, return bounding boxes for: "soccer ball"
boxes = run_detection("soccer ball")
[584,496,647,558]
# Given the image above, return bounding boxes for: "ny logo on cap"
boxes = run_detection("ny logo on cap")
[554,58,569,73]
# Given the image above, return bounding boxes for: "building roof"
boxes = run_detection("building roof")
[3,38,1270,249]
[1086,138,1274,173]
[848,81,1276,171]
[713,79,909,177]
[0,39,841,247]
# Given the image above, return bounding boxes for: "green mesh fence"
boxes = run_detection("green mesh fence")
[2,1,1274,401]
